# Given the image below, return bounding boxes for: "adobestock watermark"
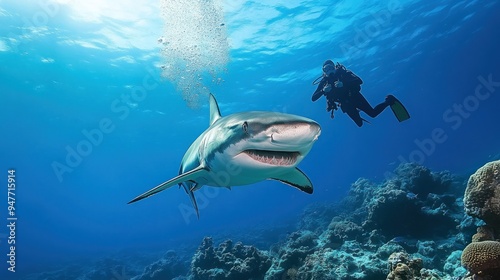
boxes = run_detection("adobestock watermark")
[340,0,402,61]
[6,0,74,52]
[51,67,160,182]
[22,0,68,28]
[384,73,499,179]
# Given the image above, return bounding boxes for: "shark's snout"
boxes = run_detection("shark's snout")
[270,122,321,146]
[310,122,321,141]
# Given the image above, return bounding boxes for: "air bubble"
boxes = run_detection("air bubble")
[159,0,229,108]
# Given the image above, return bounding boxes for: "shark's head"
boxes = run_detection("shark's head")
[128,94,321,217]
[206,111,321,170]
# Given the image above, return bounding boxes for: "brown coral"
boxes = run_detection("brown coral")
[388,252,410,271]
[472,225,495,242]
[464,160,500,232]
[461,240,500,275]
[386,252,422,280]
[386,263,412,280]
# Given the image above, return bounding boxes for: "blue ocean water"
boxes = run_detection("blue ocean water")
[1,0,499,279]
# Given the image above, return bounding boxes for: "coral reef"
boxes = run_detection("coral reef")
[394,163,453,196]
[264,163,468,280]
[443,250,467,277]
[361,164,459,238]
[324,218,363,247]
[190,236,272,280]
[265,230,320,279]
[464,160,500,232]
[461,161,500,279]
[266,236,387,279]
[461,240,500,279]
[22,163,481,280]
[472,225,495,242]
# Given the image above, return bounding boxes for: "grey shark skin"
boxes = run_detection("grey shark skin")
[128,93,321,217]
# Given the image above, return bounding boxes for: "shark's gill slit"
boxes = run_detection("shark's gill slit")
[244,150,299,166]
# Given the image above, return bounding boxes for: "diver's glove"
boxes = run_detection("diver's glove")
[334,80,343,88]
[323,83,332,92]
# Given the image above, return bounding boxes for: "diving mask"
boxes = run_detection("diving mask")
[322,63,335,76]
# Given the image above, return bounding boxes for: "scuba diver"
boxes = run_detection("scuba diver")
[312,60,409,127]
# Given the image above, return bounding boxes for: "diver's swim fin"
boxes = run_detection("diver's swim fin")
[390,97,410,122]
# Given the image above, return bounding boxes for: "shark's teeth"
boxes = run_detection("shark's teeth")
[244,150,299,166]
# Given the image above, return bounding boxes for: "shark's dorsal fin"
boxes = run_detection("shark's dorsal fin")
[270,167,314,194]
[209,93,222,125]
[128,166,208,204]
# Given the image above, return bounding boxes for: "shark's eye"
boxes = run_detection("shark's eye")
[242,121,248,133]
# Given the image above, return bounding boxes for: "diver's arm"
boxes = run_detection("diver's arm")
[312,79,327,101]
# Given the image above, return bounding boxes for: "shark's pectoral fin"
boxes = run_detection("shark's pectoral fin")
[270,167,313,194]
[185,183,201,219]
[128,166,208,204]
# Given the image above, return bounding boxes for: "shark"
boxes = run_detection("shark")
[128,93,321,217]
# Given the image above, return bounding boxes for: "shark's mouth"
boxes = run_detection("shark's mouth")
[243,149,299,166]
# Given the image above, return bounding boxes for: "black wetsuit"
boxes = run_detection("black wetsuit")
[312,67,390,127]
